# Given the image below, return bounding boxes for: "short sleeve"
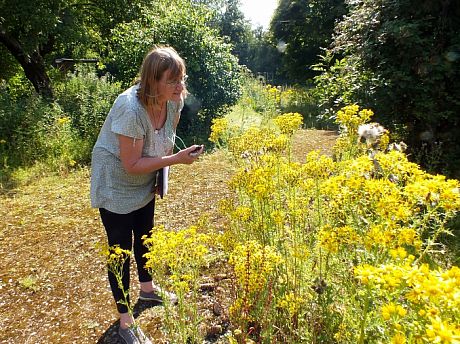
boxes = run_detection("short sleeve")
[110,100,145,139]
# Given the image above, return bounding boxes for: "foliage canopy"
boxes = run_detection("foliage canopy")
[271,0,346,82]
[314,0,460,177]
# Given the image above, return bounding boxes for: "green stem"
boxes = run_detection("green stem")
[358,288,371,344]
[415,208,447,264]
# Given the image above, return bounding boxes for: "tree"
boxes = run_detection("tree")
[270,0,346,82]
[0,0,148,97]
[108,1,242,136]
[316,0,460,176]
[218,0,251,47]
[0,0,61,97]
[206,0,284,84]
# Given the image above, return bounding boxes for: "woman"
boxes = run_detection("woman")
[90,46,203,344]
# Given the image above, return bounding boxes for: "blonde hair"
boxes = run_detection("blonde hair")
[137,46,186,108]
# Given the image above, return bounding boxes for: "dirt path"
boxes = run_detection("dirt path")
[0,129,336,343]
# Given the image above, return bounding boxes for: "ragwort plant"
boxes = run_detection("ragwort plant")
[98,244,151,343]
[143,225,211,343]
[98,244,133,317]
[212,106,460,343]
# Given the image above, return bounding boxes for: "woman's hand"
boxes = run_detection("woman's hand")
[174,145,204,164]
[119,135,202,174]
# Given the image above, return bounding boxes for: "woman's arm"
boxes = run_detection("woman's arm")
[118,134,200,175]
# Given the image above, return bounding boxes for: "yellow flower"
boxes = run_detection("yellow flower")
[143,225,211,287]
[354,264,375,285]
[57,116,71,125]
[318,225,339,253]
[382,302,407,321]
[273,112,303,135]
[276,291,304,317]
[382,303,396,320]
[233,206,253,222]
[270,210,284,225]
[390,247,408,260]
[391,332,407,344]
[209,117,229,143]
[397,306,407,317]
[229,241,282,293]
[425,317,460,344]
[398,227,418,246]
[302,150,335,179]
[335,104,373,131]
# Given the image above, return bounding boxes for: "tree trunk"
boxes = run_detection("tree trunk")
[0,26,53,98]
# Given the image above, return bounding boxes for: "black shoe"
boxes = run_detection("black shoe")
[139,284,178,304]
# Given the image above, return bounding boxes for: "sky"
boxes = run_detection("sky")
[239,0,278,30]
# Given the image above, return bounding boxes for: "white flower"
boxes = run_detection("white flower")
[388,141,408,152]
[358,123,386,144]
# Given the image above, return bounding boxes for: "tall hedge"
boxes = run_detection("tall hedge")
[315,0,460,177]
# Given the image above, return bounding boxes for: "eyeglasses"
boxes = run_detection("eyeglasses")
[165,75,188,88]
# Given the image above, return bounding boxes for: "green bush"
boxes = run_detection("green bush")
[313,0,460,178]
[53,65,122,162]
[107,1,242,141]
[0,67,121,181]
[0,88,49,168]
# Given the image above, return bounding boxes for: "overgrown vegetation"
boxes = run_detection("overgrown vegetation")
[1,1,459,342]
[313,0,460,178]
[0,67,122,186]
[224,74,325,129]
[207,106,459,343]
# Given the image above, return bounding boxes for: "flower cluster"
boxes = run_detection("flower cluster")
[209,117,233,146]
[142,225,212,343]
[228,240,283,339]
[355,261,460,342]
[335,104,373,131]
[143,225,210,293]
[57,116,71,126]
[229,240,282,294]
[333,104,389,160]
[318,224,358,253]
[273,112,303,136]
[220,105,459,343]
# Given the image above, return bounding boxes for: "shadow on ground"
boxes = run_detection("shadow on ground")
[97,300,162,343]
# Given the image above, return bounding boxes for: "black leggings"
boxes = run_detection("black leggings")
[99,198,155,313]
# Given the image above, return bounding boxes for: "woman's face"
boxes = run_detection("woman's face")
[156,69,186,103]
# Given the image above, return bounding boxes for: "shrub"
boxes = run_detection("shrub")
[314,0,460,178]
[53,65,122,162]
[0,67,121,181]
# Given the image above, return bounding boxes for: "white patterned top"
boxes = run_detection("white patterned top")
[90,84,183,214]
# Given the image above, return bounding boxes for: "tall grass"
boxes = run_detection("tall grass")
[223,75,332,135]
